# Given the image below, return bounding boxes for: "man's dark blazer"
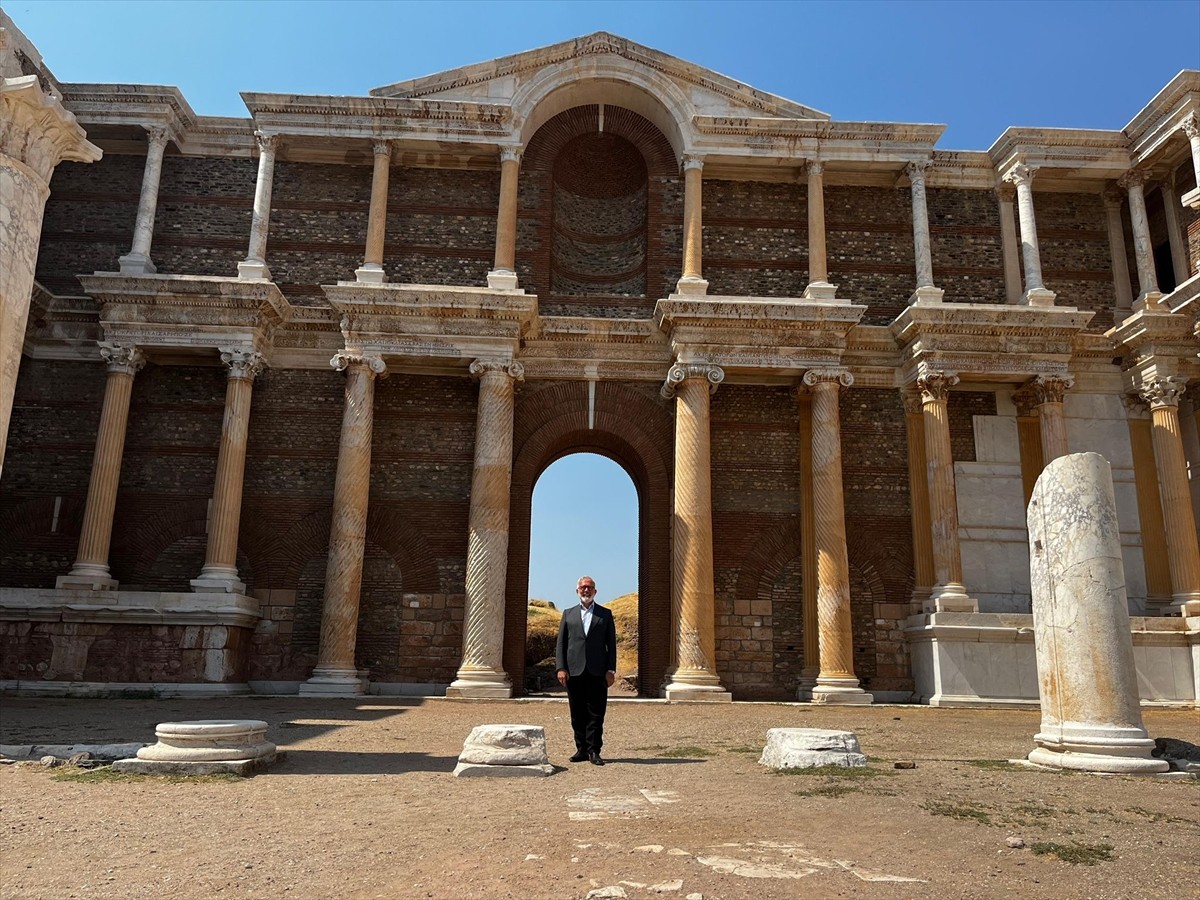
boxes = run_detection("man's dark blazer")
[555,603,618,677]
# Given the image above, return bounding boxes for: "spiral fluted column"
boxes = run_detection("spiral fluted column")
[448,359,524,698]
[301,351,385,695]
[1139,378,1200,616]
[804,368,871,704]
[663,363,729,700]
[1031,374,1073,464]
[57,343,145,590]
[118,127,169,275]
[237,132,278,280]
[355,140,392,284]
[903,390,936,611]
[917,371,976,612]
[487,148,522,290]
[795,388,819,698]
[191,349,264,594]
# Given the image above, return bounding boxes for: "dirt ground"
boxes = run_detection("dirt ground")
[1,696,1197,900]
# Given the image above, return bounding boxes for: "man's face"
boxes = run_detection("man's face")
[577,579,596,606]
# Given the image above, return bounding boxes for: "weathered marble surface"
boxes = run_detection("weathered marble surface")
[135,719,276,762]
[758,728,867,769]
[453,724,552,777]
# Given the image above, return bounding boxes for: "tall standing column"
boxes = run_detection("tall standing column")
[1139,377,1200,616]
[0,75,101,477]
[1031,374,1073,464]
[1103,188,1135,317]
[795,388,819,698]
[804,368,871,704]
[907,161,943,303]
[996,184,1023,305]
[448,359,524,698]
[1121,169,1164,311]
[903,390,936,611]
[117,127,170,275]
[300,351,386,696]
[1181,114,1200,210]
[803,160,837,300]
[191,349,264,594]
[917,371,976,612]
[1160,174,1190,288]
[662,363,729,700]
[1013,389,1045,507]
[355,140,392,284]
[486,148,522,290]
[675,155,708,296]
[57,343,145,590]
[237,131,279,281]
[1004,163,1056,306]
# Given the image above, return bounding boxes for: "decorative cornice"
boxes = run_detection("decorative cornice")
[220,347,266,381]
[661,362,724,399]
[331,350,386,375]
[98,341,145,376]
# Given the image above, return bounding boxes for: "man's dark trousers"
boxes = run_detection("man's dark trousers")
[566,669,608,755]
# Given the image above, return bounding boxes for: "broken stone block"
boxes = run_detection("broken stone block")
[453,724,552,777]
[758,728,867,769]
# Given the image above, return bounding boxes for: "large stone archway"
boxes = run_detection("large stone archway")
[503,380,674,695]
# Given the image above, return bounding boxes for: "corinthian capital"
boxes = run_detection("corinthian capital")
[499,146,523,165]
[1181,113,1199,140]
[220,347,266,381]
[1118,168,1146,191]
[145,126,171,152]
[905,160,931,187]
[469,358,525,382]
[994,182,1016,203]
[253,131,280,155]
[1138,376,1187,410]
[680,154,704,173]
[1004,163,1037,188]
[661,363,724,399]
[98,341,146,376]
[900,388,923,416]
[331,350,386,375]
[806,159,824,178]
[802,367,854,390]
[1102,185,1125,209]
[373,140,393,160]
[915,371,959,403]
[1030,374,1074,405]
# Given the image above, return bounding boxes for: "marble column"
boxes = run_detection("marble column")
[662,363,729,700]
[191,349,265,594]
[117,127,170,275]
[917,371,976,612]
[238,132,279,281]
[794,389,819,698]
[675,155,708,296]
[487,148,522,290]
[1181,114,1200,209]
[301,351,386,695]
[1004,163,1056,306]
[902,390,936,611]
[1030,374,1073,464]
[804,368,870,703]
[907,161,943,303]
[57,343,145,590]
[996,184,1023,305]
[1120,169,1164,311]
[1160,174,1190,287]
[355,141,392,284]
[1102,188,1134,317]
[803,160,837,300]
[0,74,101,477]
[448,359,524,698]
[1013,389,1044,508]
[1138,377,1200,616]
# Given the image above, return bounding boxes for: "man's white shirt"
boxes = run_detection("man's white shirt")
[580,601,594,635]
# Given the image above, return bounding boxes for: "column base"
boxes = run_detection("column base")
[673,275,709,297]
[299,666,368,696]
[910,285,944,305]
[910,587,932,615]
[486,269,521,291]
[354,264,387,284]
[664,668,730,701]
[811,677,873,705]
[190,567,247,594]
[801,281,838,301]
[924,583,978,613]
[118,252,156,275]
[1030,723,1167,774]
[1134,290,1166,312]
[446,667,512,699]
[237,259,272,281]
[1022,287,1057,307]
[56,568,118,591]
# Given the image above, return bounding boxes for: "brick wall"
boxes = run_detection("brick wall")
[1036,191,1116,332]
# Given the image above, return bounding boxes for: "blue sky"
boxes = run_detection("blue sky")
[8,0,1198,602]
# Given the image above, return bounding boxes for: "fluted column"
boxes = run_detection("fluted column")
[237,131,279,280]
[300,351,385,695]
[1160,174,1190,287]
[902,390,936,611]
[191,349,264,594]
[917,371,976,612]
[1004,163,1056,306]
[803,160,837,300]
[1121,169,1164,311]
[118,127,170,275]
[1103,188,1134,316]
[1125,397,1173,611]
[1013,389,1044,508]
[57,343,145,590]
[996,184,1023,305]
[1030,374,1073,464]
[486,148,522,290]
[804,368,870,704]
[794,389,819,698]
[448,359,524,698]
[1182,114,1200,209]
[1139,377,1200,616]
[675,155,708,296]
[907,161,943,303]
[355,140,392,284]
[662,363,729,700]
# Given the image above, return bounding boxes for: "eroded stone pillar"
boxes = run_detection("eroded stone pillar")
[57,343,145,590]
[907,161,943,303]
[1139,377,1200,616]
[487,148,522,290]
[1030,374,1073,464]
[191,349,264,594]
[803,160,837,300]
[448,359,524,698]
[300,351,385,695]
[804,368,871,703]
[662,363,729,700]
[0,72,101,476]
[795,389,819,698]
[1160,174,1190,288]
[917,371,976,612]
[1102,188,1134,317]
[996,184,1023,305]
[902,390,936,611]
[1004,163,1056,306]
[1121,169,1164,311]
[238,132,279,280]
[118,127,170,275]
[675,155,708,296]
[355,140,392,284]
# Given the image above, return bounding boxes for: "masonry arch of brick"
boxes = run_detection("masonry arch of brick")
[504,380,674,696]
[0,495,86,588]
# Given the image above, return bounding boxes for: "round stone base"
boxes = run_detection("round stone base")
[136,720,276,762]
[1028,747,1169,774]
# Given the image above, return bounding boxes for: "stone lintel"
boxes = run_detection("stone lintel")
[655,296,866,347]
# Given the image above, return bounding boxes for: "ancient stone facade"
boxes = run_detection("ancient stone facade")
[1,16,1198,704]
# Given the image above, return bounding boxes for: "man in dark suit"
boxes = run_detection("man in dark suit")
[555,575,618,765]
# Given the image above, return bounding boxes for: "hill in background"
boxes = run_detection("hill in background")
[524,593,639,691]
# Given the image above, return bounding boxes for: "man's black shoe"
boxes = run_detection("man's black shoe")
[569,750,589,763]
[589,752,605,766]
